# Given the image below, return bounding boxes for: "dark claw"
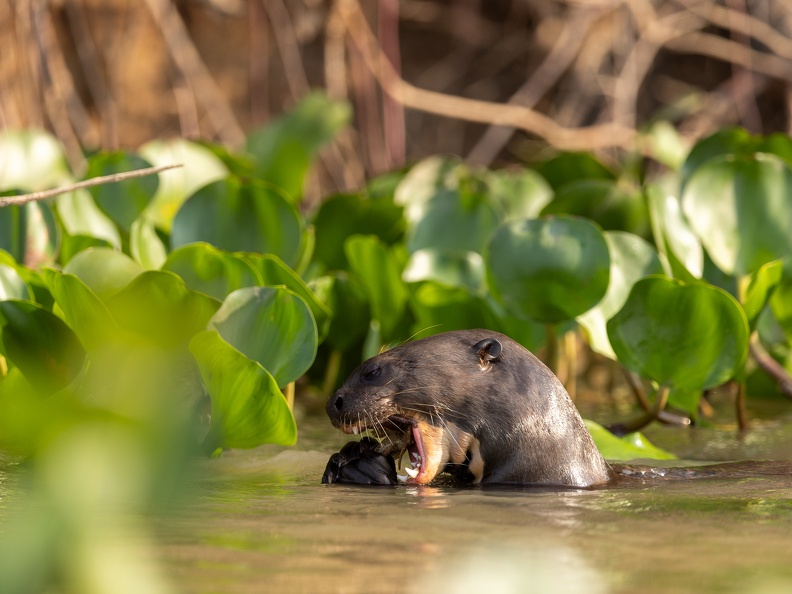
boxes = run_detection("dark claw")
[322,437,397,485]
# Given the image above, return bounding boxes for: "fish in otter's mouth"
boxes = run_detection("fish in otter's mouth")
[336,412,478,485]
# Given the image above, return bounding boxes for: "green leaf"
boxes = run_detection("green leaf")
[163,243,261,300]
[345,235,408,338]
[322,272,371,352]
[312,193,405,270]
[682,154,792,276]
[0,129,72,191]
[106,270,220,348]
[585,420,676,461]
[743,260,783,329]
[242,252,331,341]
[646,185,703,279]
[86,151,157,231]
[405,186,499,255]
[0,264,32,301]
[536,152,615,191]
[680,127,755,187]
[0,300,85,396]
[409,281,489,337]
[129,215,167,269]
[190,330,297,450]
[578,232,664,359]
[607,276,749,390]
[171,177,304,268]
[56,189,121,249]
[481,168,553,222]
[402,249,485,294]
[0,200,59,268]
[486,216,610,324]
[541,180,649,237]
[63,248,144,301]
[246,92,351,201]
[770,261,792,338]
[394,156,467,222]
[139,138,228,233]
[209,286,317,387]
[43,269,118,353]
[58,235,113,266]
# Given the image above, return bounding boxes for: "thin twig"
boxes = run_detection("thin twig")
[0,163,182,208]
[749,333,792,400]
[340,0,637,151]
[143,0,245,148]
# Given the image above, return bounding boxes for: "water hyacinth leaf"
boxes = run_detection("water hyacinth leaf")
[406,187,499,255]
[541,180,649,237]
[323,272,371,352]
[578,232,663,359]
[680,127,755,187]
[43,269,118,353]
[209,286,317,387]
[171,177,304,268]
[409,282,489,337]
[481,168,553,222]
[0,129,72,191]
[402,249,485,294]
[246,92,351,201]
[86,152,157,231]
[190,330,297,451]
[0,264,32,301]
[59,235,113,266]
[0,300,85,396]
[312,193,404,271]
[56,189,121,249]
[584,420,676,461]
[0,200,59,268]
[345,235,408,338]
[770,264,792,338]
[641,121,689,170]
[483,297,545,353]
[607,276,749,390]
[394,156,467,222]
[242,253,331,340]
[486,216,610,324]
[139,138,228,232]
[667,387,702,419]
[163,243,261,301]
[130,215,167,269]
[682,153,792,276]
[105,271,220,348]
[743,260,783,329]
[646,185,703,279]
[63,248,143,302]
[536,152,615,191]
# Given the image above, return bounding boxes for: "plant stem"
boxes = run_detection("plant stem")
[284,382,295,411]
[749,332,792,400]
[321,349,343,397]
[735,381,749,431]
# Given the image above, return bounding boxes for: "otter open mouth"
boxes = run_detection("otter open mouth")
[339,415,436,484]
[339,414,478,485]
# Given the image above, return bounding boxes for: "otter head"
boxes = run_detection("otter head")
[326,333,503,485]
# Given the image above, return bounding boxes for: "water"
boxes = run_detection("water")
[157,416,792,594]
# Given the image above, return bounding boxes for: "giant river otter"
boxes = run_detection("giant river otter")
[322,329,613,487]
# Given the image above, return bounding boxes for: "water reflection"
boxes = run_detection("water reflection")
[412,542,607,594]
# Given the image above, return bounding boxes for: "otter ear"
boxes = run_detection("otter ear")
[473,338,502,367]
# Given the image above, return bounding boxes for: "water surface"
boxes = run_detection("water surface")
[159,417,792,594]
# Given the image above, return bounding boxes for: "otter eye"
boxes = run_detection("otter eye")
[362,366,381,382]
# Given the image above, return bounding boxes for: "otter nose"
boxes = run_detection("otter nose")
[326,392,345,421]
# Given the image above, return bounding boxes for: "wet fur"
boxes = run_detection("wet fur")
[326,329,612,487]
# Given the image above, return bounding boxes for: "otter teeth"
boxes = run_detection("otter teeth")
[404,466,419,479]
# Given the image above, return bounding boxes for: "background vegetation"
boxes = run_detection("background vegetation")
[2,1,792,593]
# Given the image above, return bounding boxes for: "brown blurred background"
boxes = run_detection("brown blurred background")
[3,0,792,196]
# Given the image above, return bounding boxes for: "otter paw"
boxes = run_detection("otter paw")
[321,437,397,485]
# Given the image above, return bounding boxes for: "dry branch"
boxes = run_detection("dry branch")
[339,0,637,152]
[0,163,182,208]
